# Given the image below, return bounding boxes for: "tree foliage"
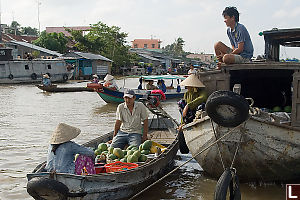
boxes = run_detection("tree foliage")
[8,21,22,35]
[21,27,39,36]
[68,21,138,72]
[33,31,68,53]
[163,37,185,57]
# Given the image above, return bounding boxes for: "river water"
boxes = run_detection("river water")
[0,78,285,200]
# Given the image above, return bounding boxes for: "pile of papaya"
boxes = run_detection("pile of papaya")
[94,140,161,164]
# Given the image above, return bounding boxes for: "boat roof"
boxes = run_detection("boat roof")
[263,28,300,47]
[140,75,186,80]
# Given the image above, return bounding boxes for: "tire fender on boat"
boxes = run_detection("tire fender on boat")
[205,90,249,127]
[178,130,189,154]
[31,73,37,80]
[63,73,68,81]
[8,74,14,80]
[214,168,241,200]
[27,177,87,199]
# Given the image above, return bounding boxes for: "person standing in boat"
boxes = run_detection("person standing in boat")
[103,74,118,90]
[178,74,207,125]
[111,89,149,149]
[214,6,253,69]
[188,64,197,75]
[45,123,95,175]
[42,74,51,86]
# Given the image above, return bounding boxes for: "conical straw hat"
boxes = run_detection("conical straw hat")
[104,74,114,81]
[50,123,81,144]
[180,74,205,87]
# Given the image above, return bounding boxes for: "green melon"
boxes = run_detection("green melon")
[127,155,138,163]
[108,147,114,154]
[122,150,127,156]
[108,154,118,160]
[120,157,127,163]
[284,106,292,113]
[133,150,141,158]
[127,150,135,156]
[141,150,150,155]
[142,140,152,150]
[273,106,281,112]
[94,149,102,156]
[97,143,108,151]
[139,154,147,162]
[127,145,137,150]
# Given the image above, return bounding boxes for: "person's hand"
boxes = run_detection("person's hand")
[177,124,184,132]
[182,105,189,117]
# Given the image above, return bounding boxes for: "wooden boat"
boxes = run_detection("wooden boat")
[36,84,94,92]
[181,28,300,182]
[26,101,179,200]
[88,75,187,104]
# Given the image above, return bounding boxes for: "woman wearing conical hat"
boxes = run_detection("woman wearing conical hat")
[45,123,95,174]
[178,74,207,124]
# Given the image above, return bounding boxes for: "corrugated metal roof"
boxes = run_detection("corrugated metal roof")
[138,53,160,61]
[73,52,112,62]
[10,41,62,57]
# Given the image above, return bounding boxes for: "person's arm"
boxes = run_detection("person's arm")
[113,120,122,137]
[72,142,94,157]
[142,119,148,142]
[231,42,244,55]
[187,90,208,110]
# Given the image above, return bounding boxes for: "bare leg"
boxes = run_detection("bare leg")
[223,54,235,64]
[214,41,230,68]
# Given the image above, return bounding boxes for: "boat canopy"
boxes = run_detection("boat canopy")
[141,75,186,80]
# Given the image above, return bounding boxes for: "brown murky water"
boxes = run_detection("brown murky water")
[0,78,285,199]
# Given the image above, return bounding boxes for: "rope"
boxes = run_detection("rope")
[128,121,246,200]
[210,119,226,170]
[230,126,244,169]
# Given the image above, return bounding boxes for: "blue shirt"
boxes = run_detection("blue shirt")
[227,23,254,59]
[45,141,94,174]
[42,78,51,86]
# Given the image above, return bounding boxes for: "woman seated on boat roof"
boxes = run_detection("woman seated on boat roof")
[103,74,118,90]
[178,74,207,125]
[145,80,158,90]
[45,123,95,175]
[42,74,51,86]
[91,74,99,84]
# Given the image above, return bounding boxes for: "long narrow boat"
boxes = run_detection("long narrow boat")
[26,102,179,200]
[36,84,94,92]
[88,75,187,104]
[181,28,300,182]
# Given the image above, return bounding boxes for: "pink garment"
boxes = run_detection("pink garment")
[151,90,166,100]
[75,155,96,175]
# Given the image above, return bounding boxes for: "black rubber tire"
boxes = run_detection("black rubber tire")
[27,177,69,200]
[31,73,37,80]
[205,91,249,127]
[8,74,14,80]
[178,130,189,154]
[63,74,68,81]
[214,168,241,200]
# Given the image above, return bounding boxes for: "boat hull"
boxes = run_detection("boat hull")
[0,60,73,84]
[183,116,300,182]
[36,85,94,92]
[27,117,179,200]
[97,86,184,104]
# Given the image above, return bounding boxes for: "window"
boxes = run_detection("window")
[47,64,51,69]
[134,44,138,48]
[152,44,155,48]
[25,65,29,70]
[144,44,148,48]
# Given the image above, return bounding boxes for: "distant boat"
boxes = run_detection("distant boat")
[0,48,73,84]
[36,84,94,93]
[88,75,187,104]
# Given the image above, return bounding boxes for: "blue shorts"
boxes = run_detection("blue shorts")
[111,130,142,149]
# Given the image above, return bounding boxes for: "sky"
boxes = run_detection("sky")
[2,0,300,58]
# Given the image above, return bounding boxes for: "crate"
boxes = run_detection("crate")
[104,161,138,173]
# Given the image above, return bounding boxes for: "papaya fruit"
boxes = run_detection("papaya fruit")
[113,148,124,158]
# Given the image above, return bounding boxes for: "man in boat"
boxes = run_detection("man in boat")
[42,74,51,86]
[214,6,253,69]
[111,89,149,149]
[188,64,196,75]
[145,80,158,90]
[103,74,118,90]
[178,74,207,126]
